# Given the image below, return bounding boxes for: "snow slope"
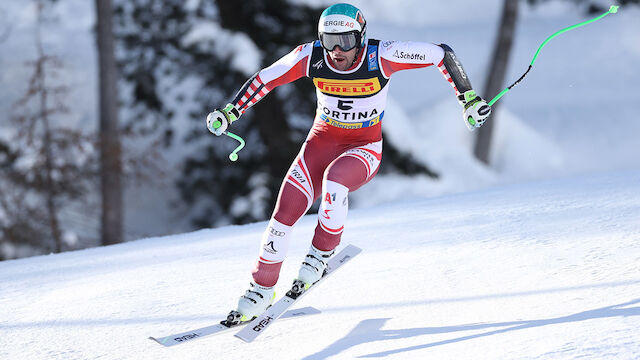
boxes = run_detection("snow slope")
[1,171,639,359]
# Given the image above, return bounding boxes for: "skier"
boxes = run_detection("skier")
[206,3,491,323]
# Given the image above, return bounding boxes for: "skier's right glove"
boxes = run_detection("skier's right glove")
[458,90,491,131]
[206,103,240,136]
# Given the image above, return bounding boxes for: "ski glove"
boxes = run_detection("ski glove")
[206,103,240,136]
[459,90,491,131]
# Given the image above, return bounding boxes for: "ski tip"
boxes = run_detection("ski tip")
[149,335,181,347]
[148,337,166,346]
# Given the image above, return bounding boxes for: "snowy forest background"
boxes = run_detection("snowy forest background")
[1,0,639,260]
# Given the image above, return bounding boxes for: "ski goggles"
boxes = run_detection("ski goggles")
[319,31,361,52]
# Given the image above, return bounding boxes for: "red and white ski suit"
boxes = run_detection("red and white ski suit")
[229,39,458,287]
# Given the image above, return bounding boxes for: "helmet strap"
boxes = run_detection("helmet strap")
[350,46,364,68]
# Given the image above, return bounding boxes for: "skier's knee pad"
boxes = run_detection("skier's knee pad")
[258,218,292,264]
[317,180,349,235]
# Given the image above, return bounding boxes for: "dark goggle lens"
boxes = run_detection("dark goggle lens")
[320,32,358,51]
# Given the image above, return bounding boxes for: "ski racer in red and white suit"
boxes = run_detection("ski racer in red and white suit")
[207,36,490,290]
[207,4,492,324]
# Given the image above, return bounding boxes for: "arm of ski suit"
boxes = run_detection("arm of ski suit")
[230,43,314,117]
[207,43,313,135]
[378,41,490,130]
[437,43,491,130]
[378,40,445,78]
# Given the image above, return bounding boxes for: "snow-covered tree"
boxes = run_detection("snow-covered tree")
[1,0,98,259]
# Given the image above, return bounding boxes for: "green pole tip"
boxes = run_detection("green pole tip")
[229,153,238,161]
[609,5,619,13]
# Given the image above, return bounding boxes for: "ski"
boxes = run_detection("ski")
[235,244,362,343]
[149,306,320,347]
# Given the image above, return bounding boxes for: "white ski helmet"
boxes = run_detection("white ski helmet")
[318,3,367,52]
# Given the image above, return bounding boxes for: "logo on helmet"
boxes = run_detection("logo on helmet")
[356,11,365,30]
[324,20,355,28]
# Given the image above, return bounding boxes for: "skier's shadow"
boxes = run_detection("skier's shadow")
[301,298,640,359]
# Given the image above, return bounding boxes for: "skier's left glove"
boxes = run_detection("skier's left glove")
[458,90,491,131]
[206,103,240,136]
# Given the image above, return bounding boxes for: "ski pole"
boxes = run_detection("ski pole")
[212,120,245,162]
[488,5,619,107]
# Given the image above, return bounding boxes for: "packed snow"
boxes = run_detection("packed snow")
[1,171,639,359]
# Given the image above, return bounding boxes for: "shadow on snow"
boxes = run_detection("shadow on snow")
[302,298,640,359]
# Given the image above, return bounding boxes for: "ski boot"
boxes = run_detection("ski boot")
[290,245,335,296]
[225,282,275,325]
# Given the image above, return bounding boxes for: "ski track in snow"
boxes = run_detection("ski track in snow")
[1,171,639,359]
